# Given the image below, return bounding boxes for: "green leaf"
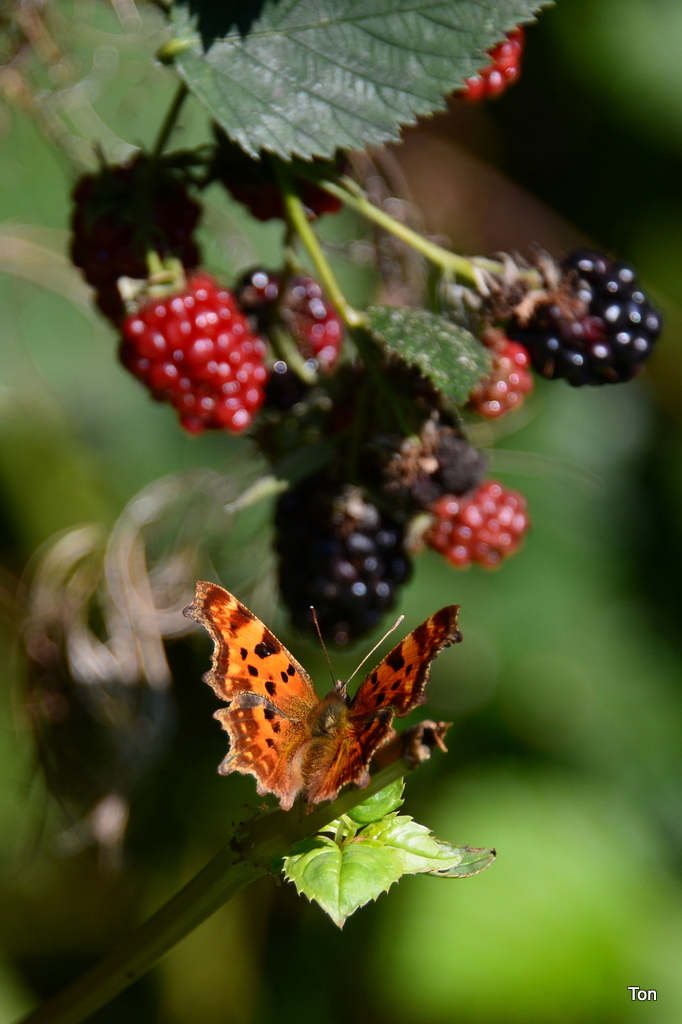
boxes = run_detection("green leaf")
[366,305,491,404]
[169,1,553,160]
[361,813,496,876]
[346,780,405,824]
[283,835,404,928]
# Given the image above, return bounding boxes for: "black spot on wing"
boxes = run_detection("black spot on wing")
[255,635,279,659]
[247,664,259,677]
[240,648,248,660]
[370,671,378,687]
[287,664,296,676]
[265,681,277,697]
[386,651,405,672]
[265,737,274,748]
[264,708,275,720]
[272,720,281,733]
[280,671,289,683]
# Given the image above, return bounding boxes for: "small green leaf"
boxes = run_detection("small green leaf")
[427,843,497,877]
[169,1,553,160]
[361,813,496,876]
[366,306,491,404]
[346,780,405,825]
[283,835,404,928]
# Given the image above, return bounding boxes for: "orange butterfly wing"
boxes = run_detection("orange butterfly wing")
[305,605,462,804]
[183,582,321,810]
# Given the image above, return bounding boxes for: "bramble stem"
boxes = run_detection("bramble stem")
[17,758,413,1024]
[273,161,365,329]
[151,82,188,160]
[307,174,541,290]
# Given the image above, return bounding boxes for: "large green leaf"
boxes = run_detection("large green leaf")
[283,834,404,927]
[169,1,552,159]
[366,305,491,404]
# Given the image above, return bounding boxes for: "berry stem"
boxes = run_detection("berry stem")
[151,81,188,160]
[303,173,541,291]
[272,160,365,329]
[16,758,415,1024]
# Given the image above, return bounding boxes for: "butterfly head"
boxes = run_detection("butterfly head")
[311,690,349,738]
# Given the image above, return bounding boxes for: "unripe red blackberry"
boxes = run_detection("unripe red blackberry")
[426,480,529,568]
[276,475,411,645]
[120,273,268,433]
[281,275,344,370]
[70,155,201,323]
[509,248,662,386]
[461,27,525,102]
[212,131,342,222]
[470,334,534,418]
[237,269,344,371]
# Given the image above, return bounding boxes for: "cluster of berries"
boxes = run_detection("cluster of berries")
[382,421,530,574]
[116,268,343,434]
[461,27,525,102]
[68,139,662,644]
[509,249,663,386]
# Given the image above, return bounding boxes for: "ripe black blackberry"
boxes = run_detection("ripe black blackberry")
[263,361,311,411]
[509,248,662,386]
[276,475,411,645]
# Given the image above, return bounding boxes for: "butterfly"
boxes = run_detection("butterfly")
[183,582,462,810]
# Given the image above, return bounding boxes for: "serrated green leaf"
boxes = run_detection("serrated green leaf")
[169,1,553,160]
[283,835,404,927]
[361,813,496,876]
[346,780,405,824]
[366,305,491,404]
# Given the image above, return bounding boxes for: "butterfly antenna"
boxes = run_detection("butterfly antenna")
[345,615,405,685]
[310,606,336,687]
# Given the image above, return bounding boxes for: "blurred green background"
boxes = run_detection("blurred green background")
[3,1,682,1022]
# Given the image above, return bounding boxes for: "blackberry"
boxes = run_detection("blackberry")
[509,248,662,386]
[120,272,268,433]
[280,275,344,370]
[383,421,487,511]
[71,155,201,323]
[263,361,311,411]
[237,269,344,371]
[212,130,342,222]
[235,267,281,334]
[276,475,412,645]
[427,480,530,569]
[470,332,534,418]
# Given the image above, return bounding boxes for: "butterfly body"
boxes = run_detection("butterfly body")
[183,582,462,810]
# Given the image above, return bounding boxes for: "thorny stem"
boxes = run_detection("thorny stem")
[273,161,365,329]
[307,174,542,291]
[17,758,415,1024]
[151,81,188,160]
